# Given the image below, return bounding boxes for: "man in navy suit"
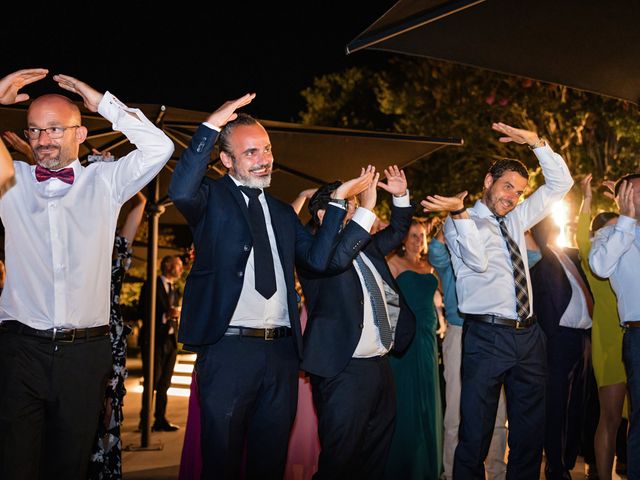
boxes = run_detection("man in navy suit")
[138,255,183,432]
[298,167,416,479]
[530,216,593,480]
[168,94,374,480]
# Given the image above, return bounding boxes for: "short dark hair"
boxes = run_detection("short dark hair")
[591,211,619,233]
[217,113,261,159]
[487,158,529,182]
[160,255,176,275]
[613,173,640,196]
[307,181,342,231]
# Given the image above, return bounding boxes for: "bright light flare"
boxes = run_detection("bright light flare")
[551,201,569,247]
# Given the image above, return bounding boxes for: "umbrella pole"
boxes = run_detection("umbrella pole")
[126,175,163,451]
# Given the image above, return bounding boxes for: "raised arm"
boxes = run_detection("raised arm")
[576,174,593,258]
[169,94,255,225]
[0,139,15,194]
[2,131,34,163]
[120,191,147,246]
[492,122,574,230]
[291,188,318,216]
[589,180,636,278]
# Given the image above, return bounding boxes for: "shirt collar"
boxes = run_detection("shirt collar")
[228,173,264,193]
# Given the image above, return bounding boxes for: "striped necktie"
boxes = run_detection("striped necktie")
[497,218,530,320]
[355,254,393,349]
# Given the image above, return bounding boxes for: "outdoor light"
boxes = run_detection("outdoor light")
[551,200,569,247]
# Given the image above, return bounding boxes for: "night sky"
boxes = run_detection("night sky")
[2,1,397,122]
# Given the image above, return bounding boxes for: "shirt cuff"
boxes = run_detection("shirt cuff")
[351,207,376,232]
[202,122,221,132]
[328,201,346,210]
[391,189,410,207]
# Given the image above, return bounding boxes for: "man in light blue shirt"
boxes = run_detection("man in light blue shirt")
[589,173,640,479]
[423,122,573,480]
[429,230,508,480]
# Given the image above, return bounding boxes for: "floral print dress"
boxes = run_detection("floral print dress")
[88,235,132,479]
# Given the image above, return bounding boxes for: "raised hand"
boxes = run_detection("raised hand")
[2,131,33,161]
[421,191,468,214]
[207,93,256,129]
[377,165,407,197]
[53,74,103,112]
[492,122,542,147]
[580,173,593,199]
[615,180,635,219]
[358,166,379,211]
[333,166,374,200]
[602,179,617,201]
[0,68,48,105]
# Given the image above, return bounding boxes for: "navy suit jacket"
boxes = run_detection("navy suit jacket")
[168,124,369,355]
[299,203,417,378]
[530,245,592,338]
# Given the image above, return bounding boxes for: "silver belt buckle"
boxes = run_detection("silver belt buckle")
[264,328,276,340]
[53,327,76,342]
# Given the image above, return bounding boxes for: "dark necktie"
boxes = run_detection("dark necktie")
[35,165,74,184]
[239,186,277,299]
[355,254,393,349]
[167,282,177,307]
[497,218,530,320]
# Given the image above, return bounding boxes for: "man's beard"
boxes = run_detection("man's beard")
[484,186,515,217]
[234,163,272,189]
[34,145,69,170]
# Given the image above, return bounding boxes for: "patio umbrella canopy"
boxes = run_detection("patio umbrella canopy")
[347,0,640,103]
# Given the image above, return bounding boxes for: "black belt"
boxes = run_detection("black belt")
[465,314,536,330]
[224,326,291,340]
[0,320,109,342]
[624,321,640,329]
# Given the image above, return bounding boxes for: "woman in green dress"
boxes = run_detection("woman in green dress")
[384,218,443,480]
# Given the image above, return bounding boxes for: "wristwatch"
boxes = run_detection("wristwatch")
[330,198,348,209]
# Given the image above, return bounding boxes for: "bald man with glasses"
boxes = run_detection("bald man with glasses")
[0,69,174,480]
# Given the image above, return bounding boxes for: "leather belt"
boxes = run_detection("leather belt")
[624,321,640,329]
[224,326,292,340]
[465,314,536,330]
[0,320,110,342]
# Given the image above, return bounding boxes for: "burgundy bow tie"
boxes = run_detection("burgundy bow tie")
[35,165,75,185]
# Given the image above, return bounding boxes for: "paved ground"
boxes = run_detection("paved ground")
[120,353,625,479]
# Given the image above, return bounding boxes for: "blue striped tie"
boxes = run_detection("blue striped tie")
[355,254,393,349]
[497,218,530,320]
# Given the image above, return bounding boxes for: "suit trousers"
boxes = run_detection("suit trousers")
[0,330,112,480]
[196,334,299,480]
[311,355,396,480]
[140,336,177,423]
[623,326,640,480]
[543,326,590,480]
[442,324,507,480]
[454,321,547,480]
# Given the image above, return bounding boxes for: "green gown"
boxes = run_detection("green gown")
[384,271,443,480]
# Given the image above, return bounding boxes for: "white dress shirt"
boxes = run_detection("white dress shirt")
[228,175,291,328]
[550,249,592,329]
[352,193,411,357]
[589,215,640,325]
[444,144,573,319]
[0,92,174,330]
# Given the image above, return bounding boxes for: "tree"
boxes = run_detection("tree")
[300,57,640,218]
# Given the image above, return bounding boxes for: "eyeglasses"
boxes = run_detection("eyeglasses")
[24,125,80,140]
